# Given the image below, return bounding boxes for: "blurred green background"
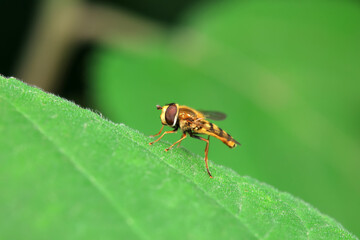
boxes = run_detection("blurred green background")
[1,0,359,236]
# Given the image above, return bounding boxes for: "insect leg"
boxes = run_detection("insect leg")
[149,130,177,145]
[150,125,164,137]
[190,134,213,178]
[165,132,187,152]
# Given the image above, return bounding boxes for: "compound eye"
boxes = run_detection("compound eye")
[165,104,177,126]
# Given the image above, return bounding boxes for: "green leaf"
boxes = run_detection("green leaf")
[0,77,357,239]
[89,0,360,235]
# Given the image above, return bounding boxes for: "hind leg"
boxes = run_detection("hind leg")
[190,134,212,178]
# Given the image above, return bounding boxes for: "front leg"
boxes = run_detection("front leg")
[165,132,187,152]
[149,129,177,145]
[150,125,164,137]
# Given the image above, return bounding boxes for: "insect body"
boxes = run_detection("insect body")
[149,103,241,178]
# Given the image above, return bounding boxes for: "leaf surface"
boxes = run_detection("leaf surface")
[0,77,357,239]
[89,0,360,235]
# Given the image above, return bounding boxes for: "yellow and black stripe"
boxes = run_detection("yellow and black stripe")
[197,121,241,148]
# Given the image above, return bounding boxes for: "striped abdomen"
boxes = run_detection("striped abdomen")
[199,121,241,148]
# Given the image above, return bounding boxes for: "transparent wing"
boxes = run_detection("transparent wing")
[199,110,227,121]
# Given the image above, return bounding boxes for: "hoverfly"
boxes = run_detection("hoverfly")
[149,103,241,178]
